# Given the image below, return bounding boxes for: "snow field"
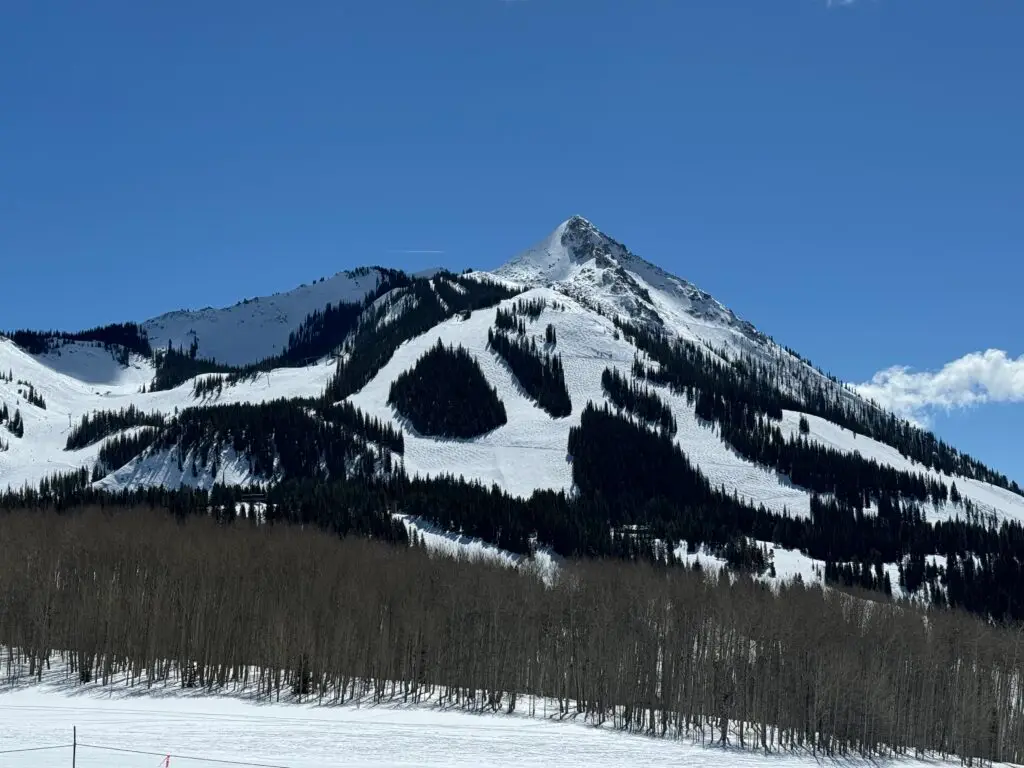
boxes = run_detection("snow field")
[2,685,1017,768]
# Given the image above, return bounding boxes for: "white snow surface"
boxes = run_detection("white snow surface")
[2,685,1017,768]
[142,268,386,366]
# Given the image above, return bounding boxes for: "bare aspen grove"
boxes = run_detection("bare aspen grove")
[0,508,1022,765]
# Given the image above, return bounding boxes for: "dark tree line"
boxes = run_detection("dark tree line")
[717,536,774,577]
[388,340,507,439]
[602,366,676,434]
[326,272,519,401]
[5,322,153,358]
[277,268,410,367]
[2,508,1023,765]
[698,394,949,509]
[494,307,527,335]
[826,560,894,597]
[93,428,161,480]
[66,405,166,450]
[487,328,571,418]
[150,346,237,392]
[494,297,549,337]
[323,400,404,454]
[619,318,1023,496]
[153,399,402,482]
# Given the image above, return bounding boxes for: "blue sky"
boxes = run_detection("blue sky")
[2,0,1022,481]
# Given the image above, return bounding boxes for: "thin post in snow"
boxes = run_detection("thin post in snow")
[72,726,76,768]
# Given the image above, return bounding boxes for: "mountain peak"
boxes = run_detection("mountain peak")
[563,214,595,230]
[494,217,763,347]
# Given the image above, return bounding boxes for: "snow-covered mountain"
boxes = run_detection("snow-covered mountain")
[2,216,1023,581]
[497,215,763,348]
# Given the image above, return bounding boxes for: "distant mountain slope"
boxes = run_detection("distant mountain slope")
[142,267,388,366]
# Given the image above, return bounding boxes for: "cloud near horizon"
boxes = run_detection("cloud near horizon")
[855,349,1024,422]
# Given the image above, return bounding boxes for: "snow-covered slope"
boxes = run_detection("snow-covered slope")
[493,216,867,417]
[142,267,387,365]
[349,286,815,517]
[777,410,1024,525]
[2,215,1022,533]
[9,684,1014,768]
[0,336,335,491]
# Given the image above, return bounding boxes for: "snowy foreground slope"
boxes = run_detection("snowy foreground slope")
[1,686,1018,768]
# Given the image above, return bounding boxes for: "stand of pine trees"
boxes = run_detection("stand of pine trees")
[602,366,676,434]
[487,328,571,418]
[6,407,24,438]
[93,428,161,480]
[66,405,166,450]
[388,341,507,438]
[1,508,1022,765]
[154,399,402,482]
[150,346,238,392]
[19,381,46,410]
[5,322,152,358]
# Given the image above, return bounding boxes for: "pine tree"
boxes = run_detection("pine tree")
[9,408,24,438]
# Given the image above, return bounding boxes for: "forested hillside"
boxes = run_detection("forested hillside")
[1,507,1022,766]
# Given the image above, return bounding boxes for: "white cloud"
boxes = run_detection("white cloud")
[855,349,1024,422]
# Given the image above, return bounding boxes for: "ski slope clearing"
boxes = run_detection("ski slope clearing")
[348,288,812,515]
[2,687,1016,768]
[142,268,386,366]
[779,410,1024,525]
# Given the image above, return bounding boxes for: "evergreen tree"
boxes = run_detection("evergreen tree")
[8,409,23,438]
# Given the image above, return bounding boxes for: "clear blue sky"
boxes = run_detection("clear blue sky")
[2,0,1022,481]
